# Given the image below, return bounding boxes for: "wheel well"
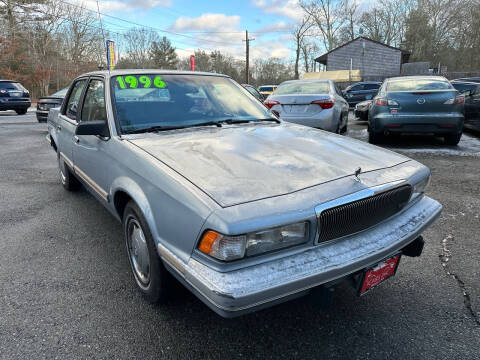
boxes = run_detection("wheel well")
[114,191,132,220]
[51,137,57,152]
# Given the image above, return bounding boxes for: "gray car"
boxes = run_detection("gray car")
[265,79,349,133]
[368,76,464,145]
[47,70,441,317]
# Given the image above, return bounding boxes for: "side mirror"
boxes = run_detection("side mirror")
[75,120,109,137]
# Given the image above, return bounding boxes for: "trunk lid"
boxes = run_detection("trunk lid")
[387,90,460,114]
[269,94,331,117]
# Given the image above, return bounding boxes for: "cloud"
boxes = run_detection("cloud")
[254,21,292,34]
[169,13,293,61]
[170,13,241,32]
[252,0,304,21]
[79,0,172,12]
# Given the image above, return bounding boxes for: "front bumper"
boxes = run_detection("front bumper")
[160,196,442,317]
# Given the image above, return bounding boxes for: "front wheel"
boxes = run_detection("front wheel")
[123,201,169,303]
[58,154,81,191]
[444,132,462,146]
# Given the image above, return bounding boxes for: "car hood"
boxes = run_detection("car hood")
[128,123,409,207]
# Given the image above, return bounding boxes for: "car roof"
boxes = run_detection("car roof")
[76,69,230,79]
[451,81,479,86]
[0,79,19,83]
[386,75,448,81]
[258,85,278,87]
[280,79,330,84]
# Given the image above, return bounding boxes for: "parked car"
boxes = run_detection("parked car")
[343,81,381,107]
[452,81,480,131]
[242,83,264,102]
[47,70,441,318]
[257,85,277,99]
[452,77,480,83]
[0,80,31,115]
[264,79,349,133]
[368,76,464,145]
[354,100,372,121]
[36,88,68,122]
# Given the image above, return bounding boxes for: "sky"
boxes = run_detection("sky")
[75,0,308,61]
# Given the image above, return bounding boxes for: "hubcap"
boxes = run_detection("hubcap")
[127,219,150,285]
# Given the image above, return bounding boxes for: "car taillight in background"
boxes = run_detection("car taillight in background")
[375,98,399,106]
[264,99,280,109]
[444,95,464,105]
[311,98,334,109]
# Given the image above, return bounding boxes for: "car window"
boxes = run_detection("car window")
[81,79,107,122]
[65,80,87,121]
[387,78,453,91]
[365,83,380,90]
[52,88,68,97]
[245,86,261,98]
[334,83,342,96]
[350,84,364,91]
[259,86,274,92]
[112,74,271,133]
[0,81,25,90]
[452,83,475,94]
[275,81,330,95]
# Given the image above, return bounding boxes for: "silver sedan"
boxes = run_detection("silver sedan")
[264,79,349,133]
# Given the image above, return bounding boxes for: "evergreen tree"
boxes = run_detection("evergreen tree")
[149,36,178,69]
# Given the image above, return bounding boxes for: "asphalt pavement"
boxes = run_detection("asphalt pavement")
[1,111,479,359]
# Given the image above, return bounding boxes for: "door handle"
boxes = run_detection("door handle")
[57,124,61,130]
[73,135,80,143]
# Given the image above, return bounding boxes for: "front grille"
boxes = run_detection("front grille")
[317,185,412,243]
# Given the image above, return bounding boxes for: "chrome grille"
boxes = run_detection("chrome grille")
[317,185,412,243]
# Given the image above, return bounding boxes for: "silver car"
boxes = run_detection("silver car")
[47,70,441,317]
[264,79,349,133]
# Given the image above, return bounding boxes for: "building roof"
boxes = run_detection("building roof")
[315,37,411,65]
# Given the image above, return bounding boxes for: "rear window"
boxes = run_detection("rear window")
[452,83,476,93]
[0,81,24,90]
[52,88,68,97]
[258,86,274,92]
[387,78,453,91]
[275,81,330,95]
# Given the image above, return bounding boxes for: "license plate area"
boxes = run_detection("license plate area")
[357,253,401,296]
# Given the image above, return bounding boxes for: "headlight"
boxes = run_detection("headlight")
[411,175,430,201]
[198,222,309,261]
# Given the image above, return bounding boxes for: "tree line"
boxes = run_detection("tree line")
[295,0,480,76]
[1,0,479,98]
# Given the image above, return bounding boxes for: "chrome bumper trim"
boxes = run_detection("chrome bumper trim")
[177,196,441,314]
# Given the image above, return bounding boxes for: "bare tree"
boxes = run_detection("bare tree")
[122,27,160,68]
[292,15,314,79]
[300,0,346,51]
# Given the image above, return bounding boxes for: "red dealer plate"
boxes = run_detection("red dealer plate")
[358,253,401,295]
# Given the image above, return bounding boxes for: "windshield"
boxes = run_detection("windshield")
[387,78,453,91]
[52,88,68,97]
[112,74,272,133]
[275,81,330,95]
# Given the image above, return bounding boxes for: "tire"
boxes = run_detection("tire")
[444,132,462,146]
[15,108,28,115]
[123,201,169,303]
[58,154,81,191]
[36,115,46,123]
[368,130,386,144]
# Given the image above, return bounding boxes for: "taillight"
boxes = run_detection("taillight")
[264,99,280,109]
[311,98,334,109]
[375,97,398,106]
[444,96,464,105]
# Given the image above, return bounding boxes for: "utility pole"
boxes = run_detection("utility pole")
[243,30,255,84]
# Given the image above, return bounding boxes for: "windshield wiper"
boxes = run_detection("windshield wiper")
[214,118,281,125]
[122,125,186,134]
[122,121,223,134]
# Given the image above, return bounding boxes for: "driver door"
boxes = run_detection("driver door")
[72,77,111,203]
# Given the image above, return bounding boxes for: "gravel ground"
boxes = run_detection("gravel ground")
[0,111,479,359]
